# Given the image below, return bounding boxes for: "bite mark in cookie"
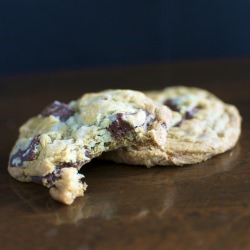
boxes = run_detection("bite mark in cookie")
[8,89,171,205]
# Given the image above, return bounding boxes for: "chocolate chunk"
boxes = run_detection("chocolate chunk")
[174,105,202,127]
[161,122,168,130]
[10,136,40,167]
[31,161,82,187]
[45,169,62,187]
[32,171,61,186]
[174,120,184,127]
[84,150,91,158]
[31,170,59,186]
[164,99,180,112]
[57,162,80,169]
[185,106,201,120]
[32,172,61,187]
[41,101,75,122]
[108,113,134,140]
[31,176,43,184]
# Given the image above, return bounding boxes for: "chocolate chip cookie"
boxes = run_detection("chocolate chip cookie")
[8,90,171,204]
[103,86,241,166]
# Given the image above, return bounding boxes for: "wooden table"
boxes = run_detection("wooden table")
[0,59,249,250]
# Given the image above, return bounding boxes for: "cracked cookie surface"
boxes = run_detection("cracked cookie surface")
[103,86,241,166]
[8,89,171,204]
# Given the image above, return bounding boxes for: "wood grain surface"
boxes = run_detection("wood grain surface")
[0,59,249,250]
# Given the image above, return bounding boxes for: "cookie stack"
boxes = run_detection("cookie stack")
[8,87,241,205]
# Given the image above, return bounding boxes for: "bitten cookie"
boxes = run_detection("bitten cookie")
[103,86,241,166]
[8,90,171,204]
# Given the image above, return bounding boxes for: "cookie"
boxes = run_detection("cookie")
[8,89,171,204]
[103,86,241,166]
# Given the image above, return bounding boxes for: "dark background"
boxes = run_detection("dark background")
[0,0,250,76]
